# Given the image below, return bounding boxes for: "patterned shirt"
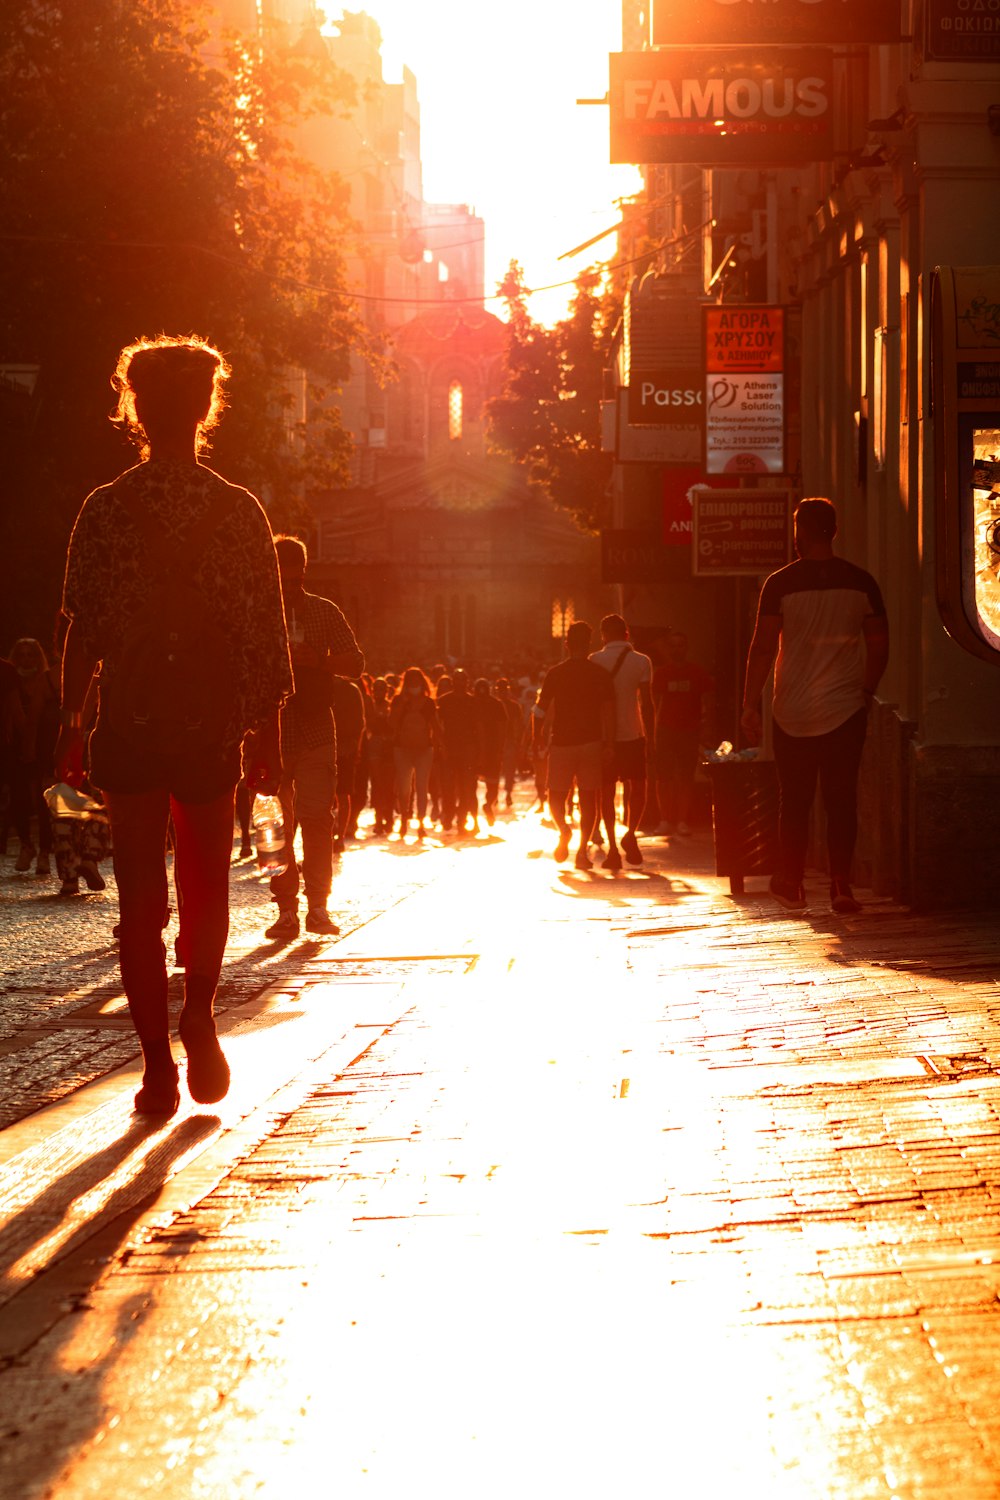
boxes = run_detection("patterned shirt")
[282,589,364,757]
[62,458,292,750]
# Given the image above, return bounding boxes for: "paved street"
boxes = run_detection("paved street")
[2,803,1000,1498]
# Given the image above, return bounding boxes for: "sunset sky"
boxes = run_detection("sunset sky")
[331,2,643,324]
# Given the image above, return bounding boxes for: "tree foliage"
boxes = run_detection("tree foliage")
[485,262,620,535]
[0,0,370,647]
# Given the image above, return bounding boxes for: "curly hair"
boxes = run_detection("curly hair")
[111,334,231,458]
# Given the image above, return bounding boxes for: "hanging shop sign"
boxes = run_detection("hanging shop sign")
[614,389,701,463]
[704,305,786,474]
[663,468,730,545]
[652,0,901,47]
[691,489,793,576]
[925,0,1000,62]
[609,49,834,167]
[628,372,705,425]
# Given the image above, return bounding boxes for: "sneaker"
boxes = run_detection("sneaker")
[830,879,861,914]
[58,878,80,897]
[305,907,340,936]
[265,910,299,943]
[620,831,643,867]
[574,848,593,871]
[603,848,623,871]
[554,833,571,862]
[81,862,106,891]
[14,841,35,872]
[769,876,807,912]
[35,852,51,876]
[238,838,253,859]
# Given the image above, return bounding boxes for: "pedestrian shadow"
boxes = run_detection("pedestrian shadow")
[554,870,688,903]
[0,1111,216,1317]
[805,904,1000,982]
[0,1112,217,1495]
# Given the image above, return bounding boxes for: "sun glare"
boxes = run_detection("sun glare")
[325,1,641,324]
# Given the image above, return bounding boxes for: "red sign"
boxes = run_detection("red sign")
[652,0,901,46]
[704,306,786,474]
[610,50,834,166]
[663,468,728,545]
[705,306,785,372]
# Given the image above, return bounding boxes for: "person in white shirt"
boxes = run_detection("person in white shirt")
[741,497,889,914]
[589,614,654,869]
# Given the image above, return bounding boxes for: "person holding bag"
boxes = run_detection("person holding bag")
[56,335,292,1117]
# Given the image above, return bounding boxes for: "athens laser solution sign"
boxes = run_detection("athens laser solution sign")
[704,305,786,475]
[610,50,834,167]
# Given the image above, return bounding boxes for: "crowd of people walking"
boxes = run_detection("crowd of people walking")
[2,332,886,1122]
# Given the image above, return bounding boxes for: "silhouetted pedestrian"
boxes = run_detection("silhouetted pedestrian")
[56,335,292,1116]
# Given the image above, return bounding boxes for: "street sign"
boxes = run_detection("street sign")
[652,0,901,46]
[610,49,834,167]
[704,306,786,474]
[691,489,793,576]
[925,0,1000,60]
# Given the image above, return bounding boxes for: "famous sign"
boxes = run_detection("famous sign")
[610,50,834,166]
[691,489,793,576]
[704,306,786,474]
[652,0,901,46]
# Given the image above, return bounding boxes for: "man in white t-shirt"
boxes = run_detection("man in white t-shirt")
[589,614,654,869]
[741,497,889,914]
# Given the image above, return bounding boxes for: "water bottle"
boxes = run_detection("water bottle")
[252,794,288,876]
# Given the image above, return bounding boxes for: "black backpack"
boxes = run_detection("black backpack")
[101,493,240,756]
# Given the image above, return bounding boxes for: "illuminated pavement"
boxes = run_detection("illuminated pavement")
[3,808,1000,1497]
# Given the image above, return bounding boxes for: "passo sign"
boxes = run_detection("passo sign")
[652,0,901,46]
[610,49,834,166]
[628,371,704,425]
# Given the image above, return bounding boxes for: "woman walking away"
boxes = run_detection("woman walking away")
[389,667,438,837]
[56,335,292,1117]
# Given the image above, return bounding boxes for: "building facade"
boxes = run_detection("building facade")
[611,0,1000,905]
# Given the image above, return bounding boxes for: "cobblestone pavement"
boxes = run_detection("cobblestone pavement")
[2,806,1000,1498]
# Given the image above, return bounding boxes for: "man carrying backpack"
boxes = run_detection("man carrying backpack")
[56,336,293,1118]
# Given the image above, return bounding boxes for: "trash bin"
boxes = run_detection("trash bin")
[706,758,779,895]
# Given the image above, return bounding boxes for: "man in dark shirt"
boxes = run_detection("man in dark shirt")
[266,535,364,942]
[537,620,616,870]
[436,669,479,833]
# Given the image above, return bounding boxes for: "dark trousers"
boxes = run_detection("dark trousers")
[106,785,235,1044]
[772,707,868,884]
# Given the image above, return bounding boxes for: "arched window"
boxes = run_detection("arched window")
[448,379,463,441]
